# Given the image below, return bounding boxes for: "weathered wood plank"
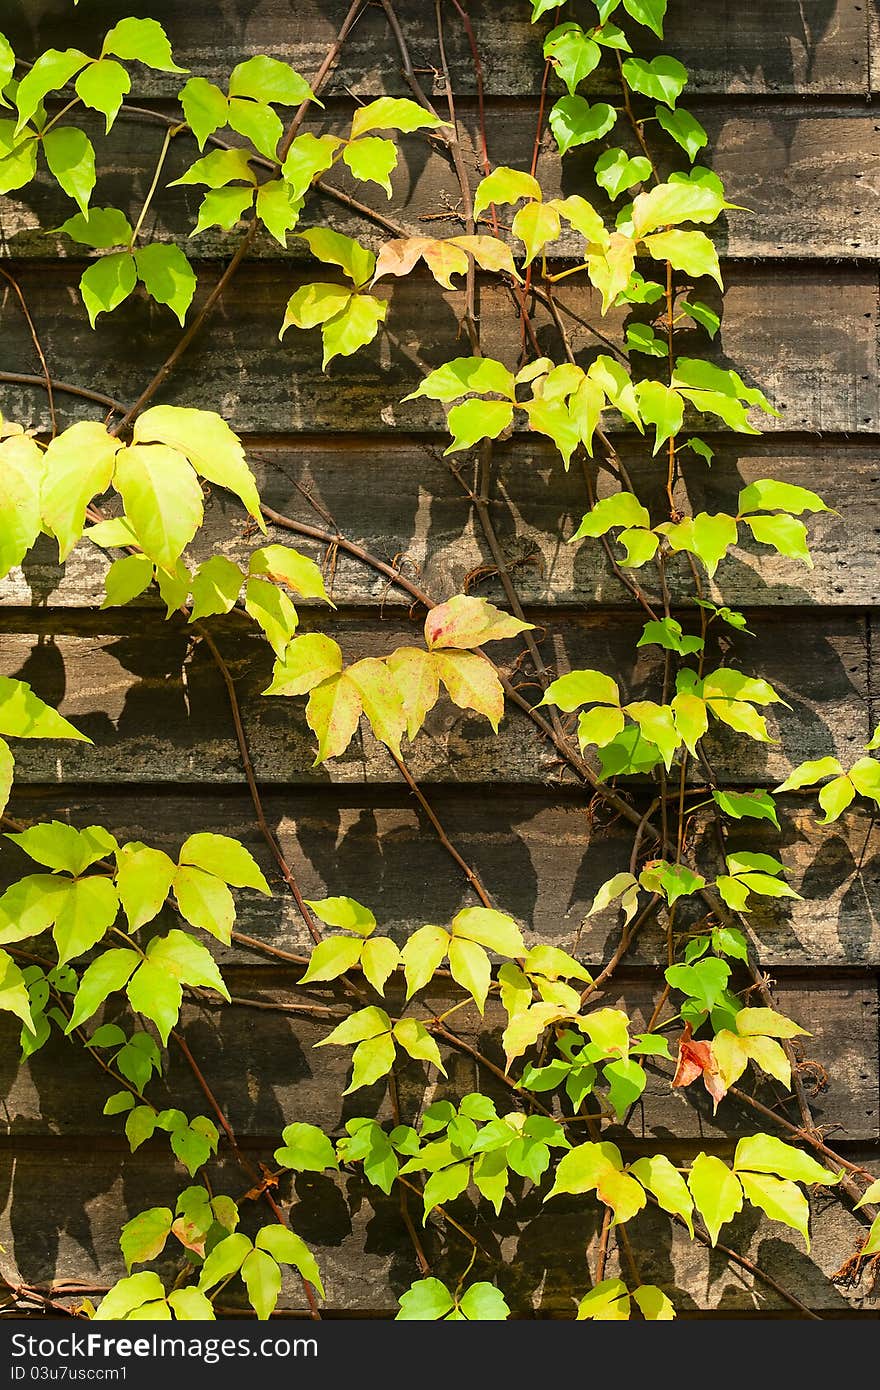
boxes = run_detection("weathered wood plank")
[0,971,876,1140]
[0,612,870,788]
[3,0,870,97]
[2,265,876,437]
[2,103,875,262]
[2,440,875,612]
[2,1146,877,1315]
[5,789,880,970]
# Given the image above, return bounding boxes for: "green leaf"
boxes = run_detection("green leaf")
[103,1090,135,1115]
[134,244,196,326]
[351,96,448,139]
[241,1248,282,1321]
[0,34,14,101]
[0,950,35,1032]
[400,924,450,997]
[102,18,186,73]
[79,250,137,324]
[41,420,121,559]
[0,129,38,195]
[396,1278,455,1321]
[75,59,130,133]
[179,77,228,149]
[733,1134,838,1187]
[713,789,780,828]
[0,875,70,946]
[173,867,235,944]
[297,227,376,287]
[171,147,256,190]
[94,1271,166,1321]
[738,478,829,516]
[360,937,400,995]
[622,0,667,37]
[227,97,283,160]
[255,178,303,246]
[54,878,120,966]
[625,324,666,358]
[644,229,722,286]
[687,1152,742,1245]
[638,618,703,656]
[319,294,387,370]
[458,1283,511,1321]
[632,1285,675,1320]
[444,399,513,453]
[512,199,562,264]
[657,106,707,161]
[299,935,364,984]
[541,668,619,712]
[595,148,652,200]
[636,380,683,453]
[42,126,95,213]
[546,1140,623,1200]
[101,554,153,608]
[167,1288,215,1321]
[281,132,342,199]
[745,513,812,567]
[274,1122,338,1173]
[549,97,616,155]
[572,493,650,541]
[192,185,254,235]
[263,633,343,697]
[849,756,880,806]
[15,49,90,134]
[116,843,177,932]
[147,927,230,999]
[249,544,331,603]
[738,1172,811,1249]
[603,1057,646,1118]
[630,1154,694,1236]
[663,511,738,577]
[392,1017,446,1073]
[228,55,314,106]
[0,435,44,578]
[189,555,243,620]
[543,24,601,98]
[120,1207,173,1271]
[447,936,491,1013]
[198,1233,253,1292]
[0,739,11,819]
[7,821,117,876]
[577,1278,630,1321]
[305,896,376,934]
[132,405,264,529]
[622,56,687,107]
[66,947,139,1031]
[405,356,515,403]
[245,576,299,658]
[126,961,182,1044]
[665,957,730,1013]
[255,1226,324,1298]
[113,444,203,571]
[343,136,398,196]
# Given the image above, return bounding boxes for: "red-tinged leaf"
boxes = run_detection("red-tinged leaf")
[345,657,407,757]
[372,237,434,283]
[386,647,440,740]
[433,650,504,731]
[372,236,469,290]
[424,595,533,651]
[306,672,362,764]
[671,1022,727,1111]
[450,235,520,280]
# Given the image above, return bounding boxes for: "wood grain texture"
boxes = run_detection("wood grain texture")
[7,788,880,969]
[2,103,875,262]
[0,611,870,788]
[3,440,877,612]
[2,0,871,97]
[2,1148,877,1316]
[1,265,877,437]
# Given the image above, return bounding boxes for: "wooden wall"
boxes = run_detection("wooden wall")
[1,0,879,1317]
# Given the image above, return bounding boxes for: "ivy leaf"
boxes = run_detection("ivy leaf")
[0,678,89,743]
[179,77,229,150]
[115,843,177,931]
[54,878,120,966]
[101,554,152,609]
[134,244,196,326]
[179,833,270,894]
[636,380,684,453]
[255,1226,324,1299]
[126,962,182,1043]
[734,1133,837,1187]
[350,97,449,139]
[72,59,130,133]
[15,49,90,134]
[644,229,722,286]
[299,935,364,984]
[320,294,387,369]
[405,356,515,403]
[281,132,342,198]
[546,1140,623,1200]
[171,147,256,190]
[386,647,441,740]
[393,1017,445,1072]
[713,789,780,828]
[656,106,708,161]
[0,435,45,578]
[66,947,139,1031]
[603,1057,646,1118]
[512,200,561,265]
[425,595,532,650]
[739,1172,811,1249]
[638,618,703,656]
[543,24,601,97]
[595,148,652,199]
[400,924,450,997]
[227,98,283,161]
[576,1279,630,1321]
[255,179,303,246]
[687,1152,742,1244]
[146,929,230,999]
[7,821,117,877]
[346,656,407,758]
[306,672,363,763]
[192,185,254,235]
[433,650,504,731]
[305,896,376,934]
[113,444,204,571]
[745,513,812,567]
[447,937,491,1013]
[573,492,650,539]
[343,136,398,196]
[542,668,620,711]
[102,18,187,74]
[737,478,829,515]
[630,1154,694,1236]
[94,1271,166,1321]
[622,0,668,37]
[120,1208,173,1271]
[360,937,401,995]
[396,1278,455,1320]
[241,1248,282,1321]
[458,1283,511,1320]
[250,544,331,603]
[444,398,513,453]
[244,576,299,658]
[173,867,235,944]
[264,634,343,697]
[41,420,121,559]
[132,405,264,529]
[622,56,687,107]
[633,1286,675,1320]
[275,1122,339,1174]
[79,252,138,325]
[0,950,36,1032]
[281,282,352,336]
[198,1233,253,1292]
[189,555,243,620]
[549,97,616,155]
[228,55,314,106]
[297,227,376,287]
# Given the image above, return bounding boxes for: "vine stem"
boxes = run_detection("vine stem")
[391,751,494,908]
[0,267,57,436]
